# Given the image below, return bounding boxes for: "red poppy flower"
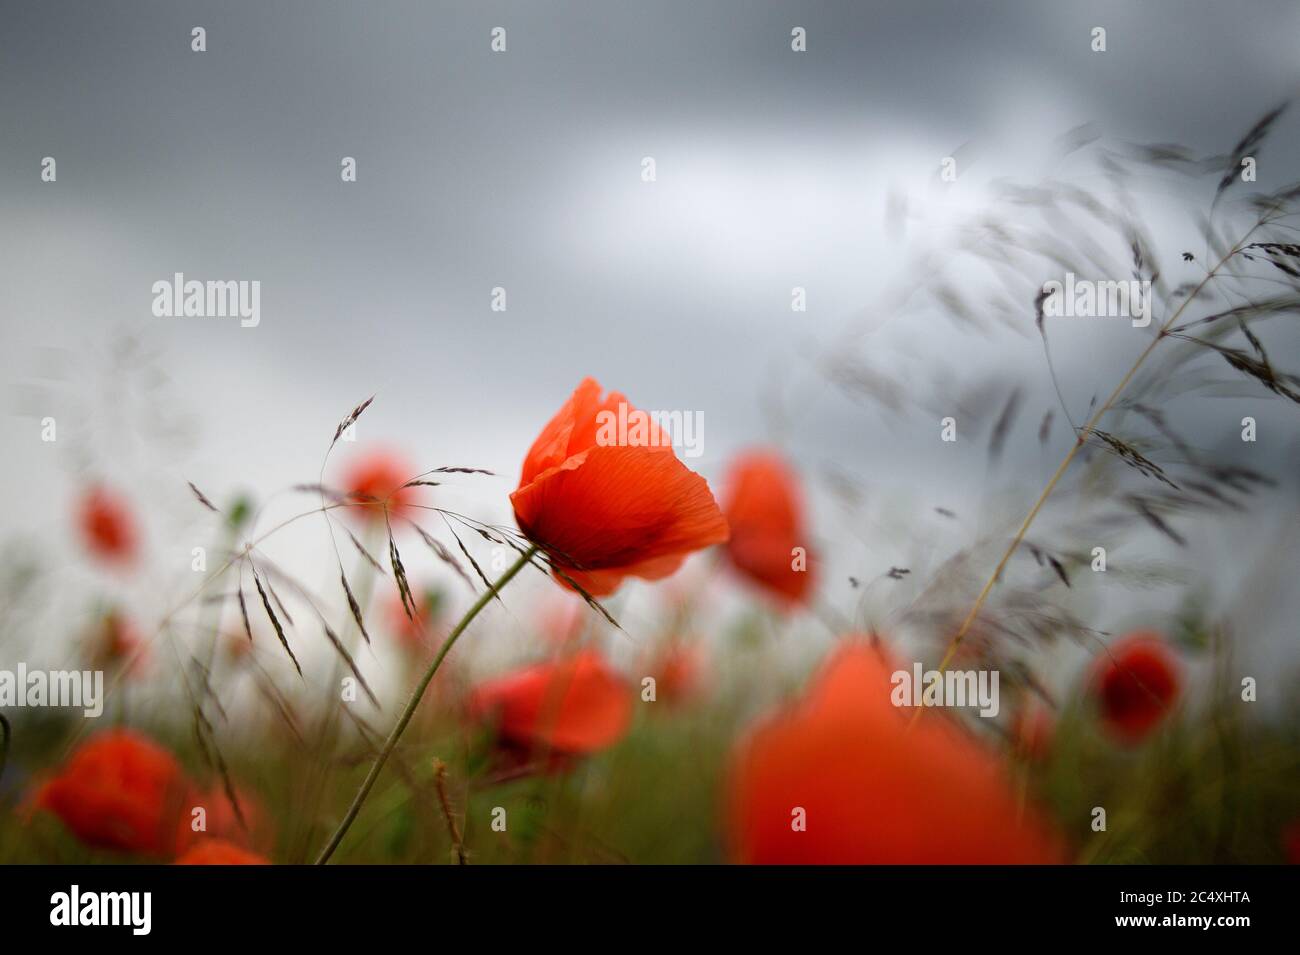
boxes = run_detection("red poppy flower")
[510,378,729,597]
[175,785,272,855]
[33,730,188,857]
[728,641,1065,864]
[1089,631,1181,745]
[721,450,814,606]
[175,839,269,865]
[467,649,633,756]
[76,484,139,566]
[341,449,419,524]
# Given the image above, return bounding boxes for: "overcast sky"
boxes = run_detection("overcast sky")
[3,1,1298,689]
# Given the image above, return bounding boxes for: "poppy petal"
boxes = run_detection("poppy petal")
[512,444,728,579]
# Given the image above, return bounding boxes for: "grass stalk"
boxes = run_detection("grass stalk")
[921,224,1265,703]
[315,544,537,863]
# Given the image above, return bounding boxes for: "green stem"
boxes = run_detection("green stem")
[315,544,538,864]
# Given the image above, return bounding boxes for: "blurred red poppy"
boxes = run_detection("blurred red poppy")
[76,484,139,566]
[721,450,814,606]
[1089,631,1181,745]
[728,641,1065,864]
[341,449,418,523]
[1010,699,1055,762]
[33,730,188,857]
[87,610,148,676]
[386,587,444,653]
[224,629,252,663]
[510,378,729,596]
[467,649,633,757]
[649,641,706,705]
[175,784,272,855]
[175,839,269,865]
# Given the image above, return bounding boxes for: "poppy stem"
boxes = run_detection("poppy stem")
[315,544,538,864]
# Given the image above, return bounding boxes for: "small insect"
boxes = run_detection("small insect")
[1182,252,1194,261]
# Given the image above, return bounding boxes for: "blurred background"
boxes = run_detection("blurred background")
[3,0,1299,672]
[1,1,1299,864]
